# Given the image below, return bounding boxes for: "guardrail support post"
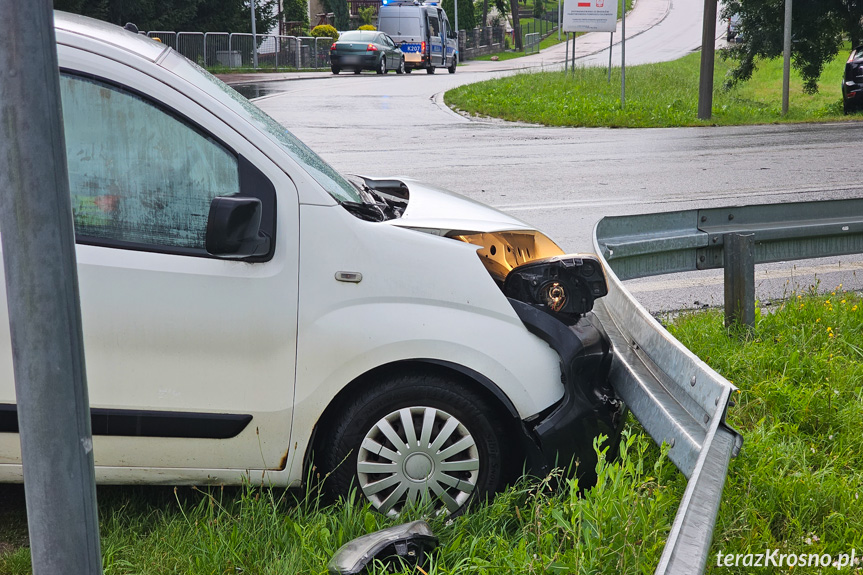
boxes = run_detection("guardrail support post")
[723,233,755,329]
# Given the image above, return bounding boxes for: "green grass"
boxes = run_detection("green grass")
[666,286,863,572]
[0,432,681,574]
[448,47,857,126]
[2,288,861,573]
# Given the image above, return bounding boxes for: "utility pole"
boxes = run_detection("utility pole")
[455,0,459,41]
[0,1,102,574]
[251,0,259,69]
[697,0,718,119]
[782,0,792,115]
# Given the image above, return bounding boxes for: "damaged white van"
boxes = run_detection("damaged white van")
[0,12,625,517]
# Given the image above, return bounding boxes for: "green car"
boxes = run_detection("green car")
[330,30,406,75]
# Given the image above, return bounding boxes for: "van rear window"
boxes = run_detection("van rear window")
[398,17,422,36]
[379,16,399,34]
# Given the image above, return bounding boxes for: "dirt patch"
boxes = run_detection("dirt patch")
[0,485,29,555]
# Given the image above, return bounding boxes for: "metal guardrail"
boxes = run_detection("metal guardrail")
[593,198,863,574]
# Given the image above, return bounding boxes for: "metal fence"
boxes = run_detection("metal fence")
[464,26,504,50]
[177,32,204,67]
[143,30,334,70]
[524,32,540,54]
[516,16,557,40]
[147,31,177,49]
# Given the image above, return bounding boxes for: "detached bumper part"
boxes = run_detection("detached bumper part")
[511,301,626,479]
[328,520,438,575]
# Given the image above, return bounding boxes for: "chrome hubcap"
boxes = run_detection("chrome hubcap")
[357,406,480,516]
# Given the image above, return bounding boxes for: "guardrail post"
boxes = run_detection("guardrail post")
[723,233,755,329]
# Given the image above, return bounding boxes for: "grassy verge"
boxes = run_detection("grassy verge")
[448,47,858,127]
[667,286,863,572]
[2,288,860,573]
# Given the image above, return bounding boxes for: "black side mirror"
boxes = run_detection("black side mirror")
[205,196,271,258]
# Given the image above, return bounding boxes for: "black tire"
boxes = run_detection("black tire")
[377,56,387,75]
[320,373,512,517]
[427,65,436,74]
[353,68,362,74]
[844,98,853,115]
[396,57,405,74]
[405,68,412,74]
[448,54,457,74]
[331,66,340,75]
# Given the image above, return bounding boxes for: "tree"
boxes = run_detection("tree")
[282,0,311,32]
[723,0,863,94]
[327,0,350,31]
[53,0,279,34]
[442,0,477,30]
[511,0,522,49]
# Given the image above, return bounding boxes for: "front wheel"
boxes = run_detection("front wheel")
[396,57,406,74]
[320,373,512,517]
[448,54,457,74]
[331,66,340,75]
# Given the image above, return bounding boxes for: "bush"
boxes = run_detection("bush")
[358,6,376,26]
[310,24,339,40]
[358,24,376,31]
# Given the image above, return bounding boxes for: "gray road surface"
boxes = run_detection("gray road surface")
[238,0,863,311]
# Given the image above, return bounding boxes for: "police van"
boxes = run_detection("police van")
[377,0,458,73]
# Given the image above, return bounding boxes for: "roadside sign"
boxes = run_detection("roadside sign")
[562,0,618,32]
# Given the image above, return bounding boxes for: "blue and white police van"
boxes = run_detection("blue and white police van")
[377,0,458,73]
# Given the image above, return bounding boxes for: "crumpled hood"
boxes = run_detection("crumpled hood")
[387,178,536,234]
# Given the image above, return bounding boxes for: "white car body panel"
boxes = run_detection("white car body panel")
[0,12,570,487]
[389,178,536,234]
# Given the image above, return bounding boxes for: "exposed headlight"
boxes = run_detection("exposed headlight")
[503,254,608,320]
[447,230,565,284]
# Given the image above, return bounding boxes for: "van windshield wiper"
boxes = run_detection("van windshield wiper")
[341,177,404,221]
[340,199,387,222]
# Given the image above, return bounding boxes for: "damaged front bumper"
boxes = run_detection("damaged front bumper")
[510,301,627,480]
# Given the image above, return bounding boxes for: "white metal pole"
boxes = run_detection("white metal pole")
[251,0,258,69]
[621,0,625,107]
[558,0,561,40]
[782,0,792,115]
[565,32,569,71]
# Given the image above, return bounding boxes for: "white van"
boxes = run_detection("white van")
[0,11,626,519]
[378,0,458,73]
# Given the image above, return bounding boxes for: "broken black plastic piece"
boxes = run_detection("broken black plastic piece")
[327,520,438,574]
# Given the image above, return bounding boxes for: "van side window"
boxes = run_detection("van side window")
[428,14,440,36]
[59,73,240,252]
